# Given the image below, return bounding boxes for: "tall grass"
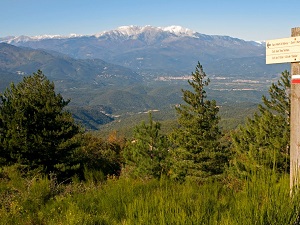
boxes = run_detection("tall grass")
[0,165,299,224]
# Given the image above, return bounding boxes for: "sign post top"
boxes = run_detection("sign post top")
[266,36,300,64]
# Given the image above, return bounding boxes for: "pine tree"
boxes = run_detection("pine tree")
[231,70,290,175]
[0,70,81,177]
[123,113,169,179]
[170,62,228,182]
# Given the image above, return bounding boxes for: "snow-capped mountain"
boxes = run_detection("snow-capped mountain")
[1,33,85,44]
[162,25,195,36]
[1,25,258,45]
[0,25,280,77]
[95,25,197,39]
[1,25,197,43]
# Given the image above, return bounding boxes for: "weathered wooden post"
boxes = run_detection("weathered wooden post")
[290,27,300,191]
[266,27,300,191]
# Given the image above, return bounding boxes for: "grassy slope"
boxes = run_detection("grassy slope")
[0,166,298,225]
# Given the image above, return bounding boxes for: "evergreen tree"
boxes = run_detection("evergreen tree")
[231,70,290,175]
[170,62,228,182]
[0,70,81,177]
[123,113,169,179]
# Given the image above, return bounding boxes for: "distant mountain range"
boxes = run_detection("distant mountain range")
[0,42,141,89]
[0,25,288,77]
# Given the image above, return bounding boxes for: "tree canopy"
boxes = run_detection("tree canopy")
[0,70,81,176]
[170,62,229,182]
[123,113,169,179]
[231,70,290,175]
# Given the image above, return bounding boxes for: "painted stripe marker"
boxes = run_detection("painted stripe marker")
[292,75,300,84]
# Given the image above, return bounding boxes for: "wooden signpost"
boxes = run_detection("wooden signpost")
[266,27,300,191]
[266,36,300,64]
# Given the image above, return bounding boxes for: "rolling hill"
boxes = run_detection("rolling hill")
[0,43,141,89]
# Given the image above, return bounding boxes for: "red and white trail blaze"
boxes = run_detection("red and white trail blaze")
[292,75,300,84]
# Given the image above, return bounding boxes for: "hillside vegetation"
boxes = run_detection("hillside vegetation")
[0,64,295,224]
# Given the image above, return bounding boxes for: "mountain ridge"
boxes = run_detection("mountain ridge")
[0,42,141,88]
[0,25,275,77]
[0,25,289,86]
[1,25,254,43]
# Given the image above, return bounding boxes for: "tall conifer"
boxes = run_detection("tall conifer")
[123,113,169,179]
[170,62,228,182]
[0,70,81,177]
[232,70,290,174]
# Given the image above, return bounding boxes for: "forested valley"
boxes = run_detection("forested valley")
[0,60,298,224]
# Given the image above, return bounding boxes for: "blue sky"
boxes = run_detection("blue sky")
[1,0,300,41]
